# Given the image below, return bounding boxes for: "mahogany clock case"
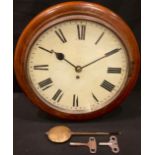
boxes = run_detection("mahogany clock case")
[14,1,140,120]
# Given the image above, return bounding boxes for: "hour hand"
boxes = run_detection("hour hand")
[39,46,63,59]
[39,46,76,68]
[39,46,54,54]
[53,51,76,68]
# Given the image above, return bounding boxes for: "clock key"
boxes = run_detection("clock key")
[70,137,97,153]
[99,136,120,153]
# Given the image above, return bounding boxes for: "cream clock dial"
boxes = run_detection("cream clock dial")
[15,2,140,120]
[27,20,128,114]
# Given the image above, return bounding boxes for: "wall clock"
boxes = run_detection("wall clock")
[14,1,140,120]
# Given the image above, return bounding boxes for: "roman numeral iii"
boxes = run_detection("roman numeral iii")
[55,29,67,43]
[77,24,86,40]
[100,80,115,92]
[38,78,53,90]
[73,94,79,107]
[107,67,122,74]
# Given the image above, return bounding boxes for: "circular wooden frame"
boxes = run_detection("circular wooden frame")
[14,1,140,120]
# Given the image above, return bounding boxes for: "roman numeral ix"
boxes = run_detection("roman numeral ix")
[77,24,86,40]
[34,65,49,70]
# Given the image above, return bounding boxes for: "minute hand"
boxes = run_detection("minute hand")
[82,48,121,69]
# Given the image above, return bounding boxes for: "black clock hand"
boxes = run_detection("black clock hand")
[54,52,76,68]
[39,46,76,68]
[39,46,54,54]
[82,48,121,69]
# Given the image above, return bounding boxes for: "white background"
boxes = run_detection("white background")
[0,0,13,154]
[141,0,155,154]
[0,0,153,154]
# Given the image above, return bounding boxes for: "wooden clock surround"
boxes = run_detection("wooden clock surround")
[14,1,140,120]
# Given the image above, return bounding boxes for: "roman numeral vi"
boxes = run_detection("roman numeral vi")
[73,94,79,107]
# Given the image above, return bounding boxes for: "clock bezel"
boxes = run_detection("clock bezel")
[14,1,140,120]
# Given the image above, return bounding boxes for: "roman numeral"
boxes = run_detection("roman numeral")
[34,65,49,70]
[95,32,104,45]
[38,78,52,90]
[107,67,122,74]
[55,29,67,43]
[52,89,63,102]
[73,94,78,107]
[92,93,99,102]
[77,24,86,40]
[100,80,115,92]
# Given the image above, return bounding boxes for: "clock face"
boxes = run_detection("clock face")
[27,19,129,114]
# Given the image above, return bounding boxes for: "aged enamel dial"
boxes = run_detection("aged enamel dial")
[27,20,128,113]
[14,2,140,120]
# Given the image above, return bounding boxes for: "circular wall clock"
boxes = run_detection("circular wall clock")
[14,1,140,120]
